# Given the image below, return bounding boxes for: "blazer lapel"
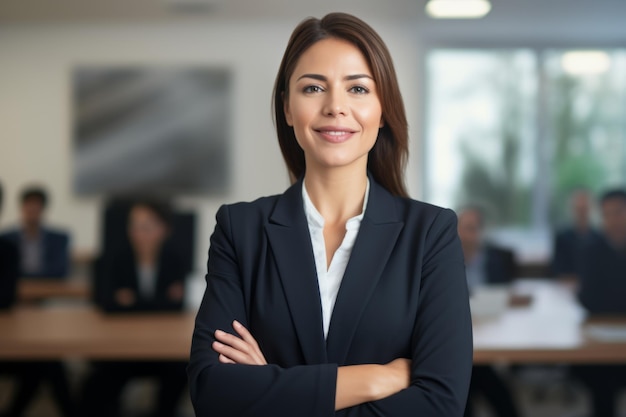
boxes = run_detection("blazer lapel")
[265,180,328,364]
[325,179,404,364]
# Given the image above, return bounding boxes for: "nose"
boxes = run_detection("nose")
[323,89,348,117]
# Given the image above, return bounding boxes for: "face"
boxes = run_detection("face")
[601,198,626,245]
[128,205,168,254]
[571,191,591,224]
[284,37,383,174]
[21,197,45,228]
[457,210,483,250]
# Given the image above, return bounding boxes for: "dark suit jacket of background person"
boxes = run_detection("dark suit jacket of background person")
[579,234,626,314]
[0,237,19,308]
[483,244,518,285]
[552,227,601,278]
[0,227,70,278]
[188,177,473,417]
[93,245,187,313]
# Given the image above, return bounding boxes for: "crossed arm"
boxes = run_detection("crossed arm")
[212,320,411,411]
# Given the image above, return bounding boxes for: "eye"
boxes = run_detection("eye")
[303,85,324,94]
[349,85,369,94]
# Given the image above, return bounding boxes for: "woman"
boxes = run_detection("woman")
[188,12,472,416]
[82,199,187,417]
[96,199,186,313]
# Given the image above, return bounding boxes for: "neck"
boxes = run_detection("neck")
[462,245,480,262]
[303,166,368,225]
[574,220,589,233]
[23,224,41,239]
[135,249,160,267]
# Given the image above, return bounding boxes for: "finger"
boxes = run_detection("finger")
[232,321,267,364]
[232,321,260,348]
[218,353,236,364]
[212,341,256,365]
[214,330,253,355]
[231,322,266,364]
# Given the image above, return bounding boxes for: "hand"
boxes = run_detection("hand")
[374,358,411,399]
[115,288,136,306]
[212,321,267,365]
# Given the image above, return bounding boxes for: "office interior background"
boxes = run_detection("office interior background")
[0,0,626,268]
[2,0,626,268]
[1,0,626,416]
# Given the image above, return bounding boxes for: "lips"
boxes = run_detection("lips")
[314,126,357,143]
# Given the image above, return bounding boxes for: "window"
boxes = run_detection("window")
[425,48,626,262]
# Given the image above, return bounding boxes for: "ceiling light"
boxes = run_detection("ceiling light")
[561,51,611,76]
[425,0,492,19]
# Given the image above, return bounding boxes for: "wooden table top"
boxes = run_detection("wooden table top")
[17,279,91,303]
[2,280,626,364]
[0,305,196,360]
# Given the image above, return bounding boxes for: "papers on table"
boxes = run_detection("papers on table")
[586,325,626,342]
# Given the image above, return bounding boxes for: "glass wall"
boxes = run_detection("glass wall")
[425,48,626,261]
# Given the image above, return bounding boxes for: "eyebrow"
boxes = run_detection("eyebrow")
[296,73,374,82]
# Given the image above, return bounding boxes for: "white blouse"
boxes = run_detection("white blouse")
[302,180,370,339]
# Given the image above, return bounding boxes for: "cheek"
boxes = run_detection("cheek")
[355,103,383,131]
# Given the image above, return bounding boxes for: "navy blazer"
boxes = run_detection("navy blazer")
[188,178,473,416]
[0,227,70,278]
[579,234,626,314]
[0,237,19,309]
[552,227,602,278]
[483,244,518,285]
[93,246,187,313]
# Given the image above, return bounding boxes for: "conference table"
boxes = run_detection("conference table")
[17,279,90,304]
[1,279,626,363]
[0,305,196,360]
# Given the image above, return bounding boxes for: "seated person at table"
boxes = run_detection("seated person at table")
[573,189,626,417]
[80,199,187,417]
[0,181,19,309]
[552,188,601,283]
[0,186,70,278]
[457,206,520,417]
[0,183,75,417]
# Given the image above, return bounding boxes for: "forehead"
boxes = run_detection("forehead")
[291,38,372,77]
[602,198,626,210]
[130,206,160,222]
[458,210,482,226]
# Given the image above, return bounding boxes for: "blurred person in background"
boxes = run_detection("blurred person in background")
[457,206,518,289]
[0,186,70,278]
[552,188,601,284]
[0,181,75,417]
[573,189,626,417]
[0,181,19,309]
[457,206,520,417]
[80,198,187,417]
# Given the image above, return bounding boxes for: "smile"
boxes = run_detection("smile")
[314,127,357,143]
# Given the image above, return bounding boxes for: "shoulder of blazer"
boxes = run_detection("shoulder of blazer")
[41,227,69,243]
[217,177,457,239]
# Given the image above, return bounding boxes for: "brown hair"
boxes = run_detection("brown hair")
[272,12,409,197]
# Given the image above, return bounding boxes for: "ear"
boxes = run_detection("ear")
[282,92,293,127]
[379,115,385,128]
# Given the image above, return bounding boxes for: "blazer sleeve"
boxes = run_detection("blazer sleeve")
[345,209,473,416]
[188,205,338,417]
[45,231,70,277]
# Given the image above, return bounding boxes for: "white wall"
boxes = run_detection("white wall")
[0,17,422,271]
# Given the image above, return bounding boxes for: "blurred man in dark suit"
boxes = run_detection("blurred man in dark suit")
[457,206,520,417]
[0,181,19,309]
[0,183,76,417]
[574,189,626,417]
[552,189,601,283]
[0,186,70,278]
